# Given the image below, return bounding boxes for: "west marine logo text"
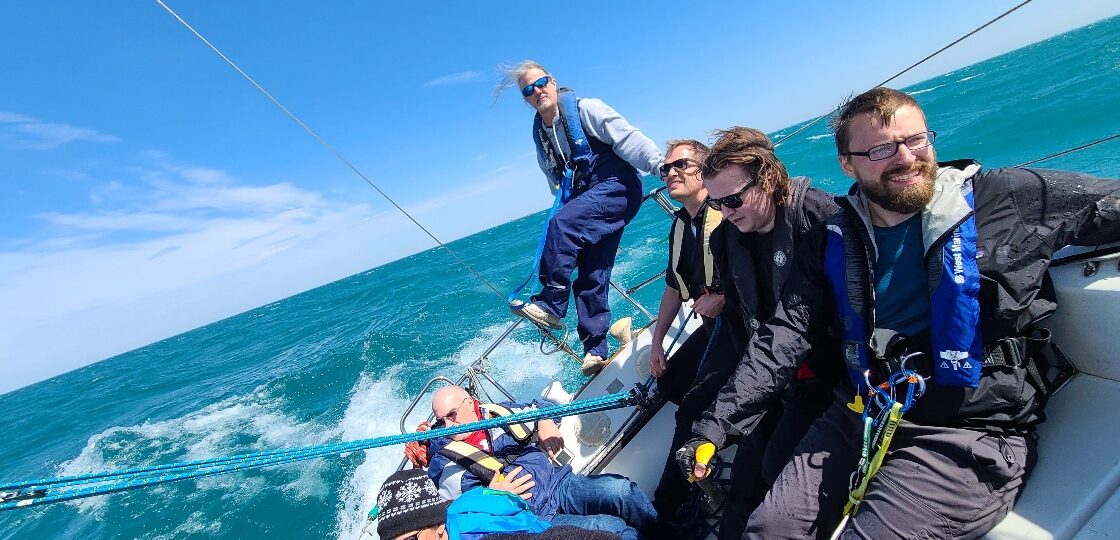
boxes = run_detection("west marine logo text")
[951,230,966,284]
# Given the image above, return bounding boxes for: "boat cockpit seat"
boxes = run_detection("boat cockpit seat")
[985,373,1120,539]
[986,258,1120,539]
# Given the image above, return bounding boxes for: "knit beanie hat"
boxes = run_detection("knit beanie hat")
[374,469,451,539]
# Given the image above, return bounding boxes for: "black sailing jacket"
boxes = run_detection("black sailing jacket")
[694,160,1120,447]
[710,178,839,364]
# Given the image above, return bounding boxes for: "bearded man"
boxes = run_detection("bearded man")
[677,87,1120,539]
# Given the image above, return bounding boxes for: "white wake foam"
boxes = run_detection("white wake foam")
[334,370,411,540]
[58,386,336,516]
[333,322,583,539]
[909,83,947,95]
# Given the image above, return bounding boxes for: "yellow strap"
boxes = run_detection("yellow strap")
[484,404,534,443]
[441,440,504,481]
[699,206,723,290]
[669,218,689,301]
[841,401,903,517]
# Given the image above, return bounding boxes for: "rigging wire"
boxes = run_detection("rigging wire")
[155,0,507,304]
[773,0,1034,147]
[156,1,600,359]
[1015,133,1120,167]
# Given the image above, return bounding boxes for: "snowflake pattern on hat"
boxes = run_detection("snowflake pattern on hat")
[375,469,449,539]
[397,480,422,502]
[377,488,393,509]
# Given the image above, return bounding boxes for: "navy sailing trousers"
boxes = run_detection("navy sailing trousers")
[536,177,642,357]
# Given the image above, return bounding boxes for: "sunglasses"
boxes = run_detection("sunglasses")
[658,158,700,178]
[705,179,757,210]
[432,396,472,428]
[520,76,551,97]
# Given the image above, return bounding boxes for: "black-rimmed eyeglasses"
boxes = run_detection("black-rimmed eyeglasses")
[841,131,937,161]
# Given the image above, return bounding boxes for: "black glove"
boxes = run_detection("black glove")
[675,437,716,481]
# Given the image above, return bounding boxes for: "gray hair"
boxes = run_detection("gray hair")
[492,60,552,103]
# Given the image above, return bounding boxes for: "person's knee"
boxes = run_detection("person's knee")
[551,514,635,539]
[594,473,642,499]
[744,497,801,537]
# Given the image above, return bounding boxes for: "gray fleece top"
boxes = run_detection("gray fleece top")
[536,97,662,194]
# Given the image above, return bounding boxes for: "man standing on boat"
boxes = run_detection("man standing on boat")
[501,61,662,376]
[678,87,1120,539]
[659,128,838,539]
[426,385,657,540]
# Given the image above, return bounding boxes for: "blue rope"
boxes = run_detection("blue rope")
[507,174,569,304]
[694,316,722,372]
[662,307,697,359]
[0,388,640,510]
[3,390,636,492]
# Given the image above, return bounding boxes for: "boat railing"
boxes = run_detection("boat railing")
[395,185,679,436]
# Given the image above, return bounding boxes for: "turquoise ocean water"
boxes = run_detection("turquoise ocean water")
[2,16,1118,540]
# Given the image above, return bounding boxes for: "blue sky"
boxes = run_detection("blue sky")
[2,1,1118,393]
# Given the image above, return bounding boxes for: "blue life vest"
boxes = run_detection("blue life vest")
[824,193,984,391]
[532,90,592,203]
[446,487,551,540]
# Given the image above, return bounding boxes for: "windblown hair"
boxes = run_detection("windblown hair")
[831,87,921,154]
[492,60,552,103]
[665,139,710,161]
[701,127,790,205]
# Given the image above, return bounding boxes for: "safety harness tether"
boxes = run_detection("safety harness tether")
[830,352,927,539]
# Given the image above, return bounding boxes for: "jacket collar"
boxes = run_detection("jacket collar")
[842,160,981,256]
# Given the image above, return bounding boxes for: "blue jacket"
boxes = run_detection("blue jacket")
[427,401,571,520]
[532,90,654,199]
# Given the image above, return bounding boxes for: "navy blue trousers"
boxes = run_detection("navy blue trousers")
[536,177,642,357]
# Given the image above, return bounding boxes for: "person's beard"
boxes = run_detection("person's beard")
[860,158,938,214]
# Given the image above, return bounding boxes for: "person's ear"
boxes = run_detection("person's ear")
[838,154,857,179]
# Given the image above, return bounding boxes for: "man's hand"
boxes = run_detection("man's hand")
[676,438,717,482]
[489,466,535,500]
[536,419,564,459]
[692,293,725,318]
[650,340,668,378]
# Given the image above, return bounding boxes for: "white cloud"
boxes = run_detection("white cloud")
[0,112,36,123]
[0,155,391,390]
[421,70,483,88]
[0,110,119,150]
[41,211,205,233]
[41,168,94,181]
[0,151,552,393]
[178,166,234,185]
